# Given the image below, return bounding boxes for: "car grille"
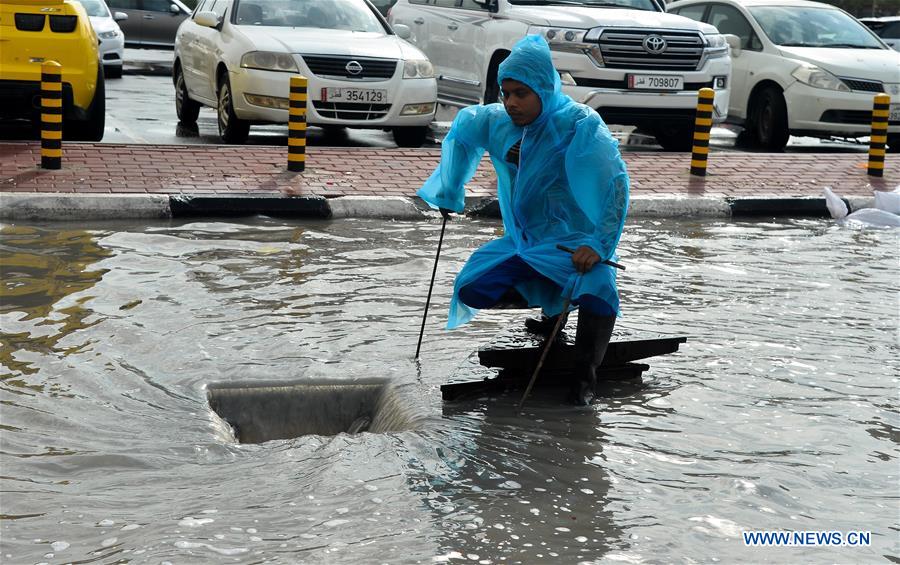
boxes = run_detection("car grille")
[840,78,884,93]
[596,29,704,71]
[312,101,391,120]
[301,55,397,80]
[820,109,899,126]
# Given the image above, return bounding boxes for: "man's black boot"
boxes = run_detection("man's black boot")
[524,311,569,337]
[569,312,616,406]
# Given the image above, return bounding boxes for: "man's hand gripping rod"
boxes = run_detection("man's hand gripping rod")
[555,244,625,271]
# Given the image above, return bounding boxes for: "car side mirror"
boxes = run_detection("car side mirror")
[393,23,411,40]
[113,11,128,21]
[472,0,497,12]
[170,3,181,14]
[724,34,742,57]
[194,10,219,27]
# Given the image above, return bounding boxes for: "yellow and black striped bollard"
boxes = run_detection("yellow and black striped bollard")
[868,93,890,178]
[690,87,715,177]
[287,76,307,172]
[41,61,64,170]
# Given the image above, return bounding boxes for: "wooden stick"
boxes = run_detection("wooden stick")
[517,285,575,413]
[415,212,449,359]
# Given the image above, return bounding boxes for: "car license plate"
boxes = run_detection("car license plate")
[627,74,683,91]
[322,88,387,103]
[890,104,900,122]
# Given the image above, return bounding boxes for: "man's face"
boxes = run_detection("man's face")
[501,79,542,127]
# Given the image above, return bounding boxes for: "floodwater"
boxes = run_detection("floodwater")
[1,216,897,564]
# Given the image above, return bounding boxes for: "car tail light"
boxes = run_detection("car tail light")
[49,15,77,32]
[14,13,45,31]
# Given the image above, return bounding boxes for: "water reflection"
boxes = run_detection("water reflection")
[426,396,621,562]
[1,226,110,385]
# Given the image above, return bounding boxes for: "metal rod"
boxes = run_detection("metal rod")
[415,212,449,359]
[556,244,625,270]
[517,283,576,413]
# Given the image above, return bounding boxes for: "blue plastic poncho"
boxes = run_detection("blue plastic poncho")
[418,35,630,329]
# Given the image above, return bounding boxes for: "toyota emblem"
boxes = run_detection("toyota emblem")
[642,35,667,54]
[345,60,363,75]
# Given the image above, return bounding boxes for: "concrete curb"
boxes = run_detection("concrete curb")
[0,193,171,221]
[169,194,330,218]
[0,192,875,222]
[629,196,731,218]
[328,196,426,220]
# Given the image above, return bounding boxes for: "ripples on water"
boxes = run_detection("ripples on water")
[0,217,897,564]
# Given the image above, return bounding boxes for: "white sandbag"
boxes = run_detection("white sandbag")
[873,189,900,215]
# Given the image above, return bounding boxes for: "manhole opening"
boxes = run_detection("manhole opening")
[207,378,417,444]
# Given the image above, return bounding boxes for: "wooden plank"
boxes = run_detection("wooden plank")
[440,362,650,401]
[478,336,687,371]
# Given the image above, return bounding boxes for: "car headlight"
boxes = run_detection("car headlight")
[240,51,299,73]
[791,63,849,92]
[403,58,434,79]
[98,30,119,39]
[704,33,728,58]
[528,25,587,45]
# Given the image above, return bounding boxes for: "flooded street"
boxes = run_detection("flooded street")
[1,217,897,563]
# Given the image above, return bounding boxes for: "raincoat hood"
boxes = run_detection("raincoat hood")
[497,35,564,123]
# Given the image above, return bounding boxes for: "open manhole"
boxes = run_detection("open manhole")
[207,378,419,444]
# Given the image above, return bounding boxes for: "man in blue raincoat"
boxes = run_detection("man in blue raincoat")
[418,35,630,405]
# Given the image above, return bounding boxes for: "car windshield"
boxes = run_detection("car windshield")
[233,0,385,31]
[749,6,885,48]
[76,0,110,17]
[508,0,659,12]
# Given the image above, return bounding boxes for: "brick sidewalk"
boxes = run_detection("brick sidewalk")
[1,142,896,199]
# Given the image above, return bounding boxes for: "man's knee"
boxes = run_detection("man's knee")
[458,284,498,309]
[576,294,617,316]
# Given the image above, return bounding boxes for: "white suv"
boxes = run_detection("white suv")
[669,0,900,151]
[173,0,438,146]
[388,0,733,151]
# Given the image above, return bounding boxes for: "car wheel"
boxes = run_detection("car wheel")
[747,87,789,151]
[392,126,428,148]
[67,65,106,142]
[887,134,899,154]
[104,64,122,79]
[217,76,250,144]
[175,65,200,124]
[652,123,694,152]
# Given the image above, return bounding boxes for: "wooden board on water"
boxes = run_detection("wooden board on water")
[440,319,687,402]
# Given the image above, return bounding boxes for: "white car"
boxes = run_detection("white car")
[668,0,900,151]
[388,0,734,151]
[77,0,127,78]
[860,16,900,52]
[173,0,438,146]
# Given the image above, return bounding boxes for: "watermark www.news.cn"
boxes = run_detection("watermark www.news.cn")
[743,531,871,547]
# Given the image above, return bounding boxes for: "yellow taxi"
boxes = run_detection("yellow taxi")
[0,0,105,140]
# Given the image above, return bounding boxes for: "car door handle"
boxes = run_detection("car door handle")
[143,14,155,18]
[447,23,458,30]
[413,17,424,24]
